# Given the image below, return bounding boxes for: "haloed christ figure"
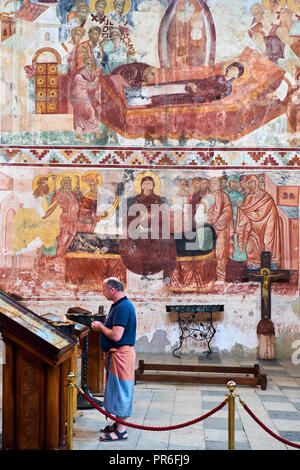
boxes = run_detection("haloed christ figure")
[119,173,177,280]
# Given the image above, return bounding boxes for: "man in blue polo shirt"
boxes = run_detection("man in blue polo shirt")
[91,277,136,441]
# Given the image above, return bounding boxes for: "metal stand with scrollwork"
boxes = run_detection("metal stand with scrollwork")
[173,311,216,358]
[167,305,223,358]
[135,303,267,389]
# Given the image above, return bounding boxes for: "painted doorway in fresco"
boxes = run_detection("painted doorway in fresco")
[33,48,61,114]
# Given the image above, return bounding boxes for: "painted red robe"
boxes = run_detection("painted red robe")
[111,62,151,87]
[76,192,98,232]
[236,190,281,268]
[70,67,101,134]
[51,189,81,256]
[167,12,207,68]
[205,190,234,281]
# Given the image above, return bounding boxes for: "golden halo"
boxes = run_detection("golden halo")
[80,171,102,192]
[105,0,131,15]
[56,172,81,191]
[32,174,55,194]
[287,0,300,12]
[133,171,161,195]
[32,174,48,193]
[262,0,286,10]
[90,0,109,13]
[222,60,251,85]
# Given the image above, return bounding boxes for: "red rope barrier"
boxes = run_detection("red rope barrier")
[81,391,228,431]
[241,401,300,449]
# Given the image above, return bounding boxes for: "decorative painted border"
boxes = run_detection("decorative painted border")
[0,146,300,167]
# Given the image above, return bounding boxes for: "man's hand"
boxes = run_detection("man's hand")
[96,211,108,222]
[91,321,103,332]
[91,322,125,342]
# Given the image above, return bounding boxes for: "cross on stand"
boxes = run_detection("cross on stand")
[242,251,290,359]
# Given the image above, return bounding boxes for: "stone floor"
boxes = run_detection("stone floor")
[1,351,300,451]
[71,352,300,451]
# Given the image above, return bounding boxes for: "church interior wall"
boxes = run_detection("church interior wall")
[1,0,300,360]
[0,164,298,359]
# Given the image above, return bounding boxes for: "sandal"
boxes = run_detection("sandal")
[100,429,128,442]
[100,422,117,433]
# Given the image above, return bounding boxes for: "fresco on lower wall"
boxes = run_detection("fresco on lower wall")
[0,166,298,297]
[1,0,300,148]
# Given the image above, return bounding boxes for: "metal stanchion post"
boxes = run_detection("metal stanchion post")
[67,372,76,450]
[227,380,236,450]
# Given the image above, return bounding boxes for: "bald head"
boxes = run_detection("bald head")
[104,277,124,291]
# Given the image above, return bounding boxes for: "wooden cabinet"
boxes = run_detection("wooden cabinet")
[66,306,106,396]
[86,329,106,395]
[0,291,76,450]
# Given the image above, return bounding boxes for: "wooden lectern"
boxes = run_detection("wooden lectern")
[67,306,106,396]
[0,291,77,450]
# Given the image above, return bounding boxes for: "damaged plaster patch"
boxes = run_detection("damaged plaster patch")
[135,329,170,353]
[293,297,300,319]
[215,323,257,351]
[276,332,300,359]
[219,342,257,359]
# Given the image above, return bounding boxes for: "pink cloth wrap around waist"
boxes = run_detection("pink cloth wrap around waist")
[105,345,136,382]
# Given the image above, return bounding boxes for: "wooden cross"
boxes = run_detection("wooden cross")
[242,252,290,320]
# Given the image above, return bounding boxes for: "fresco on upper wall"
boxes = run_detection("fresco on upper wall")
[2,0,300,148]
[0,166,298,297]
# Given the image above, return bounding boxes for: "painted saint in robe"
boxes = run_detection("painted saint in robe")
[69,57,104,142]
[76,171,100,233]
[168,0,206,67]
[102,27,133,75]
[159,0,216,68]
[201,177,234,282]
[43,173,81,257]
[13,175,61,260]
[236,175,281,269]
[76,170,119,233]
[224,175,246,262]
[119,171,177,279]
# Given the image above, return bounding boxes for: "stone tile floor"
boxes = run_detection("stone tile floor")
[1,351,300,451]
[71,353,300,451]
